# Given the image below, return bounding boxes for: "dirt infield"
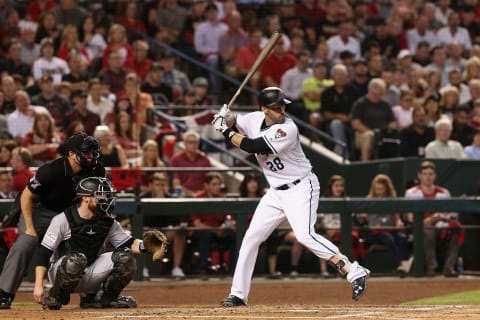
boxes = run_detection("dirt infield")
[3,276,480,320]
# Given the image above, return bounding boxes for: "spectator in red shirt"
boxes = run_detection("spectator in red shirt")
[26,0,56,23]
[191,172,235,279]
[9,147,34,193]
[236,28,262,99]
[170,130,211,196]
[57,24,90,65]
[131,40,153,82]
[260,38,296,88]
[102,24,134,70]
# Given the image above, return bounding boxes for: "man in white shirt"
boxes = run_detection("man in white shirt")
[7,90,50,144]
[327,19,361,65]
[86,78,113,124]
[436,12,472,51]
[194,3,228,94]
[425,118,465,159]
[406,15,438,54]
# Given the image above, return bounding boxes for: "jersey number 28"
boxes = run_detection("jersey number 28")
[266,157,284,171]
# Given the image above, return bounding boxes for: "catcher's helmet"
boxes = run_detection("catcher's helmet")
[76,177,116,217]
[258,87,291,109]
[65,132,100,171]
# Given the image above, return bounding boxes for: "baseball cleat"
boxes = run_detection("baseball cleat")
[351,267,370,301]
[221,295,246,307]
[0,295,13,309]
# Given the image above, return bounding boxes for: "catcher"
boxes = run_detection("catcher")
[32,177,167,309]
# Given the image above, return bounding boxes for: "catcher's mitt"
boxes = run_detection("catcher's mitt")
[143,230,168,261]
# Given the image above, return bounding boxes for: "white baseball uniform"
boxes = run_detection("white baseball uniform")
[229,112,342,302]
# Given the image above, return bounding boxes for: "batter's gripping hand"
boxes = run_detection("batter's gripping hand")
[143,230,168,261]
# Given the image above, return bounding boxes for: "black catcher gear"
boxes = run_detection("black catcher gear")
[44,252,87,310]
[258,87,291,109]
[76,177,117,217]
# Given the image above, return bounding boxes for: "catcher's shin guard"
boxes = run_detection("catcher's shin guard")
[45,252,87,309]
[98,247,137,307]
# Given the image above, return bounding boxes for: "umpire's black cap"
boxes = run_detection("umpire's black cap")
[65,132,100,156]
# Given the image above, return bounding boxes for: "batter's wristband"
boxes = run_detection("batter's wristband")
[222,128,235,140]
[139,241,147,253]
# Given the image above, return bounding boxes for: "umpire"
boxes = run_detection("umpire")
[0,132,105,309]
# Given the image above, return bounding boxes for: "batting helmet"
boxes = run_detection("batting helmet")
[65,132,100,171]
[258,87,291,109]
[76,177,116,217]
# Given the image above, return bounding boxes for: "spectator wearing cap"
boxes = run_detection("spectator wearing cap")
[326,19,361,65]
[32,37,70,84]
[132,40,153,82]
[141,62,173,106]
[397,49,413,74]
[193,3,228,94]
[321,64,361,157]
[437,12,472,51]
[155,0,188,45]
[425,118,465,159]
[349,58,369,96]
[62,50,90,91]
[31,73,72,129]
[464,129,480,159]
[406,15,438,54]
[19,21,40,66]
[7,90,51,144]
[86,78,113,124]
[159,52,192,98]
[21,110,64,166]
[192,77,212,105]
[412,41,431,68]
[0,39,31,84]
[351,78,397,161]
[218,10,248,79]
[260,37,296,88]
[64,89,100,136]
[400,106,435,157]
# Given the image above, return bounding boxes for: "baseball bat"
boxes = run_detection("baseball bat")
[226,31,282,110]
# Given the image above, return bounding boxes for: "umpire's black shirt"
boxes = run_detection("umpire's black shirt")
[27,157,106,213]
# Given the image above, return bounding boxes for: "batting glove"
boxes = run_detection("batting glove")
[217,104,230,118]
[212,114,228,133]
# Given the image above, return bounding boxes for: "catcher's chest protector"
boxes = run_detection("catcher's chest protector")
[59,206,114,265]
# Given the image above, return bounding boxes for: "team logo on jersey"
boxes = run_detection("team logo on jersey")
[46,232,57,242]
[274,128,287,139]
[86,228,96,235]
[29,176,41,190]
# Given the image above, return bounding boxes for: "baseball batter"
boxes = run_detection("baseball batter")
[211,87,370,307]
[33,177,166,309]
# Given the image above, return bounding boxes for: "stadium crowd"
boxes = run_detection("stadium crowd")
[0,0,479,279]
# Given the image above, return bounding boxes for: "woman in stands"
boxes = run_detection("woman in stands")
[102,23,134,70]
[22,111,63,166]
[137,139,166,192]
[35,11,61,50]
[79,14,107,64]
[356,174,412,277]
[57,24,90,64]
[93,125,128,168]
[113,110,142,166]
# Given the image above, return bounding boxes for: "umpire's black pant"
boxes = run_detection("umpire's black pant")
[0,204,57,295]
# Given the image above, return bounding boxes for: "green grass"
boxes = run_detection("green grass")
[404,290,480,305]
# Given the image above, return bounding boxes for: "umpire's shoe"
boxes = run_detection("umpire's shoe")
[96,295,137,308]
[347,261,371,301]
[0,290,14,309]
[221,295,246,307]
[43,296,62,310]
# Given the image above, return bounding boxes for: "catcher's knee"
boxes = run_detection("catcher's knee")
[62,252,87,276]
[111,247,136,275]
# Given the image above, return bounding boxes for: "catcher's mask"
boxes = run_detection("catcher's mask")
[258,87,291,110]
[65,132,100,171]
[76,177,117,217]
